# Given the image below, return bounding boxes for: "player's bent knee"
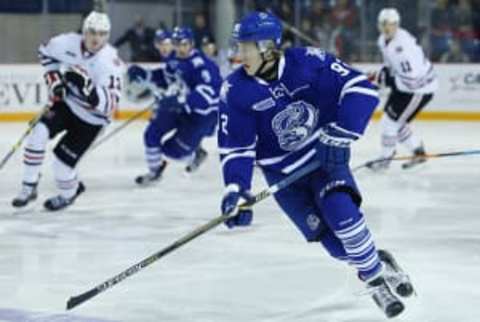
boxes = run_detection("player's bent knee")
[162,138,193,160]
[27,122,50,148]
[144,125,162,147]
[381,113,402,135]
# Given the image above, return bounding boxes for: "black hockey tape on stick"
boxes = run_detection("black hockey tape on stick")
[352,149,480,172]
[65,159,322,310]
[89,105,152,151]
[0,103,51,171]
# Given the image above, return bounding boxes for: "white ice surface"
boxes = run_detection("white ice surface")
[0,121,479,322]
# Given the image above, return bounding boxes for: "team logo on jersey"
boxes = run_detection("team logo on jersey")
[269,83,310,99]
[271,100,318,151]
[306,47,326,61]
[220,80,232,103]
[307,214,321,231]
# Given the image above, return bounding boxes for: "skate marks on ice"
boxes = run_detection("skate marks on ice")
[0,308,119,322]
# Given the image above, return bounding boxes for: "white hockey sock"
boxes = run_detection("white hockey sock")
[380,114,400,158]
[398,124,423,152]
[53,156,78,199]
[22,122,49,184]
[145,147,163,173]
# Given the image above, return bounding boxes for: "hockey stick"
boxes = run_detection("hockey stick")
[352,149,480,172]
[0,104,50,171]
[281,20,320,47]
[89,105,152,151]
[66,159,322,310]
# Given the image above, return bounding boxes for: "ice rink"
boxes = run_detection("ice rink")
[0,120,479,322]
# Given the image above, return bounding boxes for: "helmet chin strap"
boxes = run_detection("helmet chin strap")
[254,51,279,81]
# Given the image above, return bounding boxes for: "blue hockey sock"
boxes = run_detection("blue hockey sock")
[322,192,382,280]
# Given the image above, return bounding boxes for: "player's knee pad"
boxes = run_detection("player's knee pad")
[26,122,50,150]
[320,190,363,233]
[162,137,193,160]
[381,114,402,137]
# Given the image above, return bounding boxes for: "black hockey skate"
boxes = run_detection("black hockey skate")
[379,249,415,297]
[135,160,168,186]
[367,276,405,318]
[43,181,85,211]
[185,147,208,173]
[402,145,427,170]
[12,182,38,208]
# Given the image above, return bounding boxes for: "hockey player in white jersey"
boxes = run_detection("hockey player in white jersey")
[367,8,438,171]
[12,11,124,211]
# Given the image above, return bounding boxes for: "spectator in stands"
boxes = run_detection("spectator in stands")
[193,13,212,49]
[452,0,477,59]
[114,15,156,62]
[431,0,453,61]
[311,0,333,50]
[201,35,217,59]
[329,0,359,62]
[440,38,471,62]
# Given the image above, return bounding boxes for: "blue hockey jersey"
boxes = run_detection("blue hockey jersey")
[149,49,222,116]
[218,47,379,191]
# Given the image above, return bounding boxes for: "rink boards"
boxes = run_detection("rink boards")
[0,63,479,121]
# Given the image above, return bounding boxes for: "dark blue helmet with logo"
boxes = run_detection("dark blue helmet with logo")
[154,29,172,43]
[172,26,194,44]
[233,11,282,48]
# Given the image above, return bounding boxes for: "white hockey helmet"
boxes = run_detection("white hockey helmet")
[83,11,111,34]
[377,8,401,28]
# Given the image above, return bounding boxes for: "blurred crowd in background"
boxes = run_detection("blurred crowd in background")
[1,0,479,63]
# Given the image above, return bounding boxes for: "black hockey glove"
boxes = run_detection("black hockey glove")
[44,70,65,101]
[64,66,98,106]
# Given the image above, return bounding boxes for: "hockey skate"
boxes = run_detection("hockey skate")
[379,249,415,297]
[402,145,427,170]
[366,275,405,318]
[185,147,208,173]
[43,181,85,211]
[135,160,168,186]
[12,182,38,208]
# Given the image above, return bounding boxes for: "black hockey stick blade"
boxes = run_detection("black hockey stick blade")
[65,159,322,310]
[67,289,99,310]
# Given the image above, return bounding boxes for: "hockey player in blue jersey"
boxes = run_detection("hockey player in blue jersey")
[219,12,414,318]
[128,27,222,185]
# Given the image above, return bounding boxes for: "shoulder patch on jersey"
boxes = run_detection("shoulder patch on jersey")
[220,80,232,103]
[252,97,275,111]
[192,56,205,68]
[305,47,326,61]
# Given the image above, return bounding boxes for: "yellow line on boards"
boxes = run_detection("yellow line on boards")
[1,110,480,122]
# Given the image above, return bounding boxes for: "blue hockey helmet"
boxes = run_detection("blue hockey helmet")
[154,29,172,43]
[233,11,282,50]
[172,26,194,44]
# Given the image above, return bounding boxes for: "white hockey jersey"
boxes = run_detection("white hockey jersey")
[38,32,124,126]
[378,28,438,94]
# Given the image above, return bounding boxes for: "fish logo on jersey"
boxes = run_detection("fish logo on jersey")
[271,100,318,151]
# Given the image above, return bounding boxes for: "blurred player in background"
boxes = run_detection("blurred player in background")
[219,11,414,318]
[367,8,438,171]
[127,26,222,185]
[12,11,124,211]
